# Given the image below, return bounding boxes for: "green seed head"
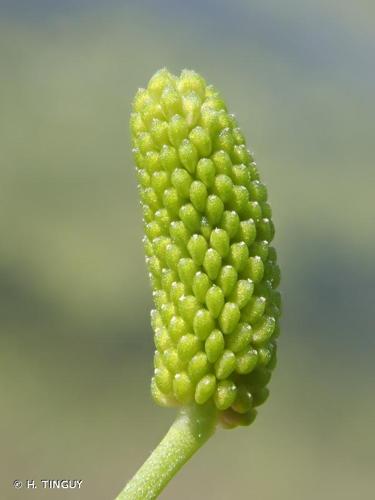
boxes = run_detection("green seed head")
[130,68,281,428]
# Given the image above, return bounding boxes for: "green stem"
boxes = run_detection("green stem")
[115,403,217,500]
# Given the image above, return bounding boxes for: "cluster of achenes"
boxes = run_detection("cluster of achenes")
[130,69,281,428]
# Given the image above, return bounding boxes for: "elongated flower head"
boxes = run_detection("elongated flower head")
[130,69,281,428]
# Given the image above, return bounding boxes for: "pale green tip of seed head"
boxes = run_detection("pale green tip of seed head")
[130,68,281,429]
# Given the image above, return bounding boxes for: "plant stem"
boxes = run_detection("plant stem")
[115,403,217,500]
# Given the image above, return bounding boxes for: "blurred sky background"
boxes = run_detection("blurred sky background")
[1,1,374,499]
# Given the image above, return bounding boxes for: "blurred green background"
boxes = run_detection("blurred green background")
[1,1,374,498]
